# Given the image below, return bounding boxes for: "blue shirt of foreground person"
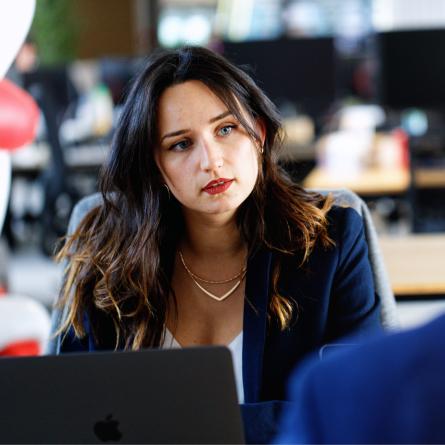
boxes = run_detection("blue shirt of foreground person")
[276,313,445,444]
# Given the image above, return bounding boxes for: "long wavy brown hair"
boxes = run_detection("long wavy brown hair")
[56,46,334,350]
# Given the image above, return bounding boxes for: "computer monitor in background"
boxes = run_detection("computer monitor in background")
[377,28,445,111]
[223,37,336,121]
[377,29,445,233]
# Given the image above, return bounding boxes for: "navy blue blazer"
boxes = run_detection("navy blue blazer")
[276,313,445,444]
[58,206,382,443]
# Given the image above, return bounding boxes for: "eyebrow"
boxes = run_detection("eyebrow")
[160,111,233,142]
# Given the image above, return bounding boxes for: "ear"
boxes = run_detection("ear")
[255,118,267,149]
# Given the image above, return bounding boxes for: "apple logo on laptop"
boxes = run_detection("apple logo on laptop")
[93,414,122,442]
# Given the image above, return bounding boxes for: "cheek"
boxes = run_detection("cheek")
[156,154,178,182]
[239,143,260,181]
[154,152,165,179]
[156,155,195,197]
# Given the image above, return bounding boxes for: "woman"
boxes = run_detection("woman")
[53,46,381,442]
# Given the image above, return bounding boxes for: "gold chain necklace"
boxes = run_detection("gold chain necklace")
[179,251,247,302]
[178,251,246,284]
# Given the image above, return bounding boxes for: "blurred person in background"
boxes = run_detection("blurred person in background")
[7,35,39,84]
[50,46,382,443]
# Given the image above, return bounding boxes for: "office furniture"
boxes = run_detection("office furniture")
[414,167,445,188]
[304,166,410,196]
[8,139,109,253]
[20,68,81,253]
[375,29,445,231]
[11,141,109,173]
[409,186,445,233]
[379,234,445,297]
[408,132,445,232]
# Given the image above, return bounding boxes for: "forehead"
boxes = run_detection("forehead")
[157,80,228,132]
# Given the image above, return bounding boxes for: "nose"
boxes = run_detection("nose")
[198,138,223,172]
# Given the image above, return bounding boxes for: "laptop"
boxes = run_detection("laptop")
[0,347,244,444]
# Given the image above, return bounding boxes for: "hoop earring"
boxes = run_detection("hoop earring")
[163,184,171,200]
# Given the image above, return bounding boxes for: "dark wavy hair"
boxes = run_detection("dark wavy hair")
[56,46,334,350]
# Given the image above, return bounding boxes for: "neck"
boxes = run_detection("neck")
[180,209,245,258]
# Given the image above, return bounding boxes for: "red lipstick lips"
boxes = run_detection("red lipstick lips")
[203,178,234,195]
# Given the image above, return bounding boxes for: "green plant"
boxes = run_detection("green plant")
[31,0,79,65]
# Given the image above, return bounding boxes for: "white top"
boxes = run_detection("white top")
[161,328,244,404]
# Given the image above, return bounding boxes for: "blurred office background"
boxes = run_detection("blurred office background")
[1,0,445,332]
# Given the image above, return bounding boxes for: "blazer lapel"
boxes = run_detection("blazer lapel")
[243,247,273,402]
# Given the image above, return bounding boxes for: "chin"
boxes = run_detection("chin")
[196,197,238,215]
[203,204,237,215]
[207,196,248,215]
[182,192,249,217]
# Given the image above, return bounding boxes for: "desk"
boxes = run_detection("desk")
[10,142,50,172]
[379,234,445,296]
[11,142,109,173]
[303,166,411,195]
[413,167,445,188]
[8,141,110,255]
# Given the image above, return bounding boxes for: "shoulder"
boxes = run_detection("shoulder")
[293,313,445,396]
[302,205,366,269]
[277,205,366,269]
[278,316,445,443]
[325,205,364,243]
[320,205,369,270]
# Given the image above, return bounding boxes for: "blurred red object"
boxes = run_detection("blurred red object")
[0,78,39,150]
[0,339,40,356]
[0,296,50,357]
[392,128,410,170]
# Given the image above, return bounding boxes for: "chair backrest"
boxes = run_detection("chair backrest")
[47,189,399,353]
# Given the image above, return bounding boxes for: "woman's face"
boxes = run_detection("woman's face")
[155,80,264,219]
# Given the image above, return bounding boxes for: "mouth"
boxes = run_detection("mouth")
[202,178,234,195]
